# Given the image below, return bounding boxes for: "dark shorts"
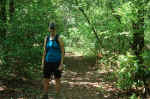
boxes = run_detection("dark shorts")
[43,62,61,79]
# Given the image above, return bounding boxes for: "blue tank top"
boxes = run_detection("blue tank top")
[45,35,61,62]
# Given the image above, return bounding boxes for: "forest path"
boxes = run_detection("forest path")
[55,53,119,99]
[0,53,128,99]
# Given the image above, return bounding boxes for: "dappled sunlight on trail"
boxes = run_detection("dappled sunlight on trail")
[0,53,127,99]
[57,53,120,99]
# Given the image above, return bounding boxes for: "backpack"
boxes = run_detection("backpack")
[45,34,59,52]
[45,34,65,54]
[45,34,62,62]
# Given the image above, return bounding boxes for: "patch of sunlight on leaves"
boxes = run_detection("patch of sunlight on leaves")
[126,52,136,58]
[0,56,6,65]
[68,27,78,33]
[130,93,138,99]
[33,43,39,47]
[119,32,130,36]
[120,67,126,73]
[146,1,150,9]
[115,1,138,24]
[118,55,127,62]
[0,59,2,65]
[121,2,133,14]
[84,22,89,27]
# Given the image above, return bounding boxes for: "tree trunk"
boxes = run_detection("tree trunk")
[132,9,144,64]
[9,0,15,18]
[75,0,101,44]
[0,0,7,41]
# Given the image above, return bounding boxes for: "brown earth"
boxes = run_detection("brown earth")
[0,53,136,99]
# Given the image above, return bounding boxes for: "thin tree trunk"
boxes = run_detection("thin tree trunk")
[75,0,101,45]
[132,9,144,64]
[9,0,15,18]
[75,0,102,65]
[132,1,147,97]
[0,0,8,67]
[0,0,7,41]
[78,7,101,44]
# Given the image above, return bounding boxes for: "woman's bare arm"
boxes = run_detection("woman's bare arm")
[41,36,47,67]
[58,37,65,65]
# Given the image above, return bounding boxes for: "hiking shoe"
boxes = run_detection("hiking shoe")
[41,94,48,99]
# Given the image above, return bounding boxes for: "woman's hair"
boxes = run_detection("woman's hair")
[49,22,55,30]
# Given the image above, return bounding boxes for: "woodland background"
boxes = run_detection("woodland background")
[0,0,150,98]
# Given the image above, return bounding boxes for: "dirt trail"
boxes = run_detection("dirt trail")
[57,53,119,99]
[0,53,127,99]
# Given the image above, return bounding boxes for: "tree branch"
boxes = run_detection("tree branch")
[75,0,101,46]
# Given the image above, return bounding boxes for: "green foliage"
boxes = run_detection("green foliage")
[143,50,150,66]
[116,52,139,89]
[130,93,138,99]
[0,0,67,79]
[0,0,149,93]
[117,51,150,90]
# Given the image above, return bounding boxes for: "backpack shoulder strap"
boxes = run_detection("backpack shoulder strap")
[45,35,49,52]
[55,34,59,44]
[46,36,49,43]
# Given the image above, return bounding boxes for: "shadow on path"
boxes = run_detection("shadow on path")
[0,53,129,99]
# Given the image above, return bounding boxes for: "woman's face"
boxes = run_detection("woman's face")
[49,28,55,33]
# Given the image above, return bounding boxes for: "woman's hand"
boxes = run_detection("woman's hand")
[41,62,44,70]
[41,59,44,68]
[58,64,64,71]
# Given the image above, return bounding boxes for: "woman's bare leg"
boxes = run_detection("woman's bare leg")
[55,78,61,93]
[43,78,50,93]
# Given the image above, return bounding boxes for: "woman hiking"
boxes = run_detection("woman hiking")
[41,23,65,99]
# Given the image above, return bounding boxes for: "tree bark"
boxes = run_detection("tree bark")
[9,0,15,18]
[0,0,7,41]
[132,8,144,64]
